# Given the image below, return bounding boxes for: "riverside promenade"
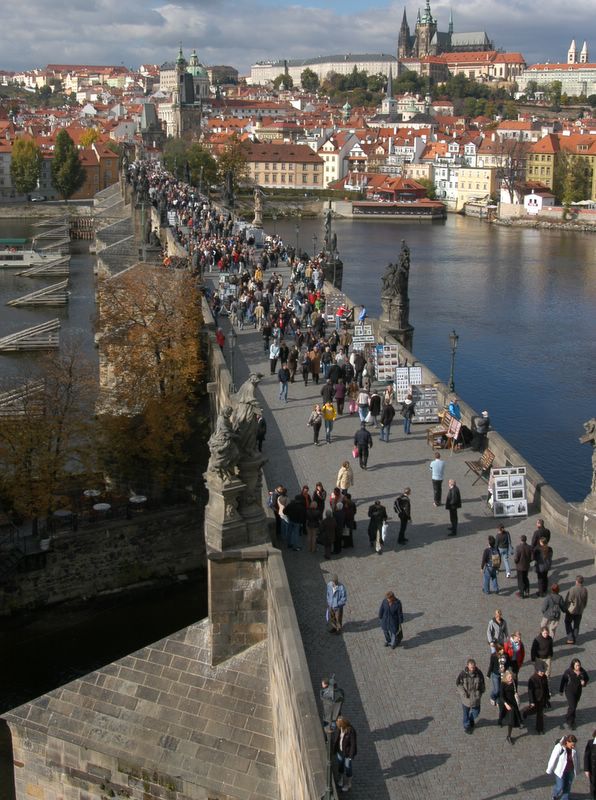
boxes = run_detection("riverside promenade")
[214,263,595,800]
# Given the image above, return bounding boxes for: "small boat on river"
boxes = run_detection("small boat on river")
[0,238,59,268]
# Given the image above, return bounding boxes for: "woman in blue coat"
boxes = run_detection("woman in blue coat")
[379,591,403,649]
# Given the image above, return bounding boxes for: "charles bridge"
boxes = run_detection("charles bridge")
[0,175,594,800]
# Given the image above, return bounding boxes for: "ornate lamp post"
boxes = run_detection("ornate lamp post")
[295,213,301,256]
[448,329,459,393]
[312,233,318,257]
[229,327,237,393]
[272,212,277,236]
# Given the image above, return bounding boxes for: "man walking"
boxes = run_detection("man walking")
[525,661,550,734]
[393,488,412,544]
[378,590,403,649]
[379,400,395,442]
[326,575,347,634]
[456,658,485,734]
[445,479,462,535]
[367,500,387,552]
[354,422,373,470]
[514,534,533,598]
[278,363,290,402]
[564,575,588,645]
[429,452,445,506]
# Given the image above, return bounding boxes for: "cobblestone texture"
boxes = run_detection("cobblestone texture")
[222,262,595,800]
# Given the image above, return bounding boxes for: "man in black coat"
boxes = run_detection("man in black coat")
[584,729,596,799]
[514,534,533,598]
[284,494,306,551]
[320,379,335,404]
[445,479,462,536]
[393,488,412,544]
[380,401,396,442]
[353,422,373,470]
[525,661,550,734]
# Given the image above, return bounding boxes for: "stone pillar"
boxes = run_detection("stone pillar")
[237,455,269,544]
[379,296,414,352]
[208,549,268,666]
[203,472,249,551]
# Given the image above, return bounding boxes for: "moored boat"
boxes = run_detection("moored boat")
[0,238,57,268]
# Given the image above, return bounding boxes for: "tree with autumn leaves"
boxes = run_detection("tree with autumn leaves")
[96,263,206,494]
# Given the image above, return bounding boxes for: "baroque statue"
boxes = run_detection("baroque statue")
[381,240,410,298]
[580,418,596,499]
[233,373,264,460]
[207,406,240,481]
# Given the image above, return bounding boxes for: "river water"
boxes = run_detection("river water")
[276,214,596,502]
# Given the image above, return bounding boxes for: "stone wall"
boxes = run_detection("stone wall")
[0,506,205,615]
[266,551,327,800]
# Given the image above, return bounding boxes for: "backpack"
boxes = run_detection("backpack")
[490,549,502,569]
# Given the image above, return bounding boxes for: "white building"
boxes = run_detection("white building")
[249,54,398,86]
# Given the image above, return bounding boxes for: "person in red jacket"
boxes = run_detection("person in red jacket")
[503,630,525,687]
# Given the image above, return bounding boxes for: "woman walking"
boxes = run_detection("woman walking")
[337,461,354,495]
[533,536,553,597]
[322,401,337,444]
[559,658,589,730]
[308,404,323,446]
[305,501,321,553]
[378,591,404,649]
[334,378,346,415]
[541,583,566,640]
[547,735,578,800]
[487,643,511,707]
[334,716,357,793]
[347,381,359,416]
[499,670,522,744]
[313,482,327,513]
[401,393,416,434]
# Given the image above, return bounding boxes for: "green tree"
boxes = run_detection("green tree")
[217,137,249,191]
[463,97,478,118]
[163,137,188,180]
[79,127,100,147]
[51,129,85,200]
[502,100,518,120]
[554,152,593,204]
[273,73,293,90]
[300,68,319,92]
[525,80,538,99]
[10,138,42,195]
[588,94,596,108]
[547,80,562,109]
[187,142,218,189]
[416,177,437,199]
[38,84,52,102]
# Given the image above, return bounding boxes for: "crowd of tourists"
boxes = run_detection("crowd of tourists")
[129,162,593,799]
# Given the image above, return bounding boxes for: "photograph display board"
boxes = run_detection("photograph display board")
[411,384,440,424]
[394,366,423,401]
[375,344,400,381]
[490,466,528,517]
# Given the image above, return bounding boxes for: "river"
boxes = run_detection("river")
[276,214,596,502]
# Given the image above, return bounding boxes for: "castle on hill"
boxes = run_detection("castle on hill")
[398,0,493,59]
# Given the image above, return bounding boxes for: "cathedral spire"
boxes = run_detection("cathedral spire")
[448,8,453,35]
[580,41,589,63]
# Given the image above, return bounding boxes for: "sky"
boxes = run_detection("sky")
[1,0,595,75]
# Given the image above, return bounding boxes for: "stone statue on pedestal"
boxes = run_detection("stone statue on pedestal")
[207,406,239,482]
[379,239,414,351]
[580,418,596,506]
[233,373,263,460]
[252,188,263,229]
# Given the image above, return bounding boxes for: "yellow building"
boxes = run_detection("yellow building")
[242,142,324,190]
[455,166,497,210]
[526,133,596,200]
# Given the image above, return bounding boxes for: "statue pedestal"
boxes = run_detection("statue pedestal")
[237,455,269,545]
[568,504,596,550]
[321,256,343,289]
[379,296,414,352]
[203,472,249,551]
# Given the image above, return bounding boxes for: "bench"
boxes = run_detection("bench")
[464,448,495,485]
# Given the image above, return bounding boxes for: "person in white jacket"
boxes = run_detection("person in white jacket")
[546,735,578,800]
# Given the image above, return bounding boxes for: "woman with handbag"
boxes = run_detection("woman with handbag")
[307,404,323,446]
[499,669,523,744]
[559,658,589,730]
[334,716,357,793]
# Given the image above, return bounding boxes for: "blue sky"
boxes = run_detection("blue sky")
[0,0,594,74]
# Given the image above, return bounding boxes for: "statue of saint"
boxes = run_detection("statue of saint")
[207,406,240,481]
[396,239,410,296]
[323,206,332,253]
[233,373,263,459]
[580,418,596,496]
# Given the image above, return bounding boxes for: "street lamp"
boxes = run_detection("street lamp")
[448,329,459,393]
[295,220,300,257]
[312,233,318,258]
[272,212,277,236]
[229,327,237,393]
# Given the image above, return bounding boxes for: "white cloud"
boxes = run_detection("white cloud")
[0,0,594,73]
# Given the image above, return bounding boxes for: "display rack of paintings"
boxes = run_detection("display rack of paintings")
[490,466,528,517]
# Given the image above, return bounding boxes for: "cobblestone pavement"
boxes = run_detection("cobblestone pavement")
[214,265,595,800]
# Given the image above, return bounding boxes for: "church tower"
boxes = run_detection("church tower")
[415,0,437,58]
[398,7,412,59]
[567,39,576,64]
[579,41,589,63]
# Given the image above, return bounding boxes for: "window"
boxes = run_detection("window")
[313,175,318,183]
[281,175,285,183]
[302,175,308,183]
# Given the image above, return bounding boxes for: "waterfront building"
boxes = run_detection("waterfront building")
[526,132,596,199]
[455,166,497,209]
[318,131,359,186]
[242,141,324,189]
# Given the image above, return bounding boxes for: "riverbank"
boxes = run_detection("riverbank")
[493,216,596,233]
